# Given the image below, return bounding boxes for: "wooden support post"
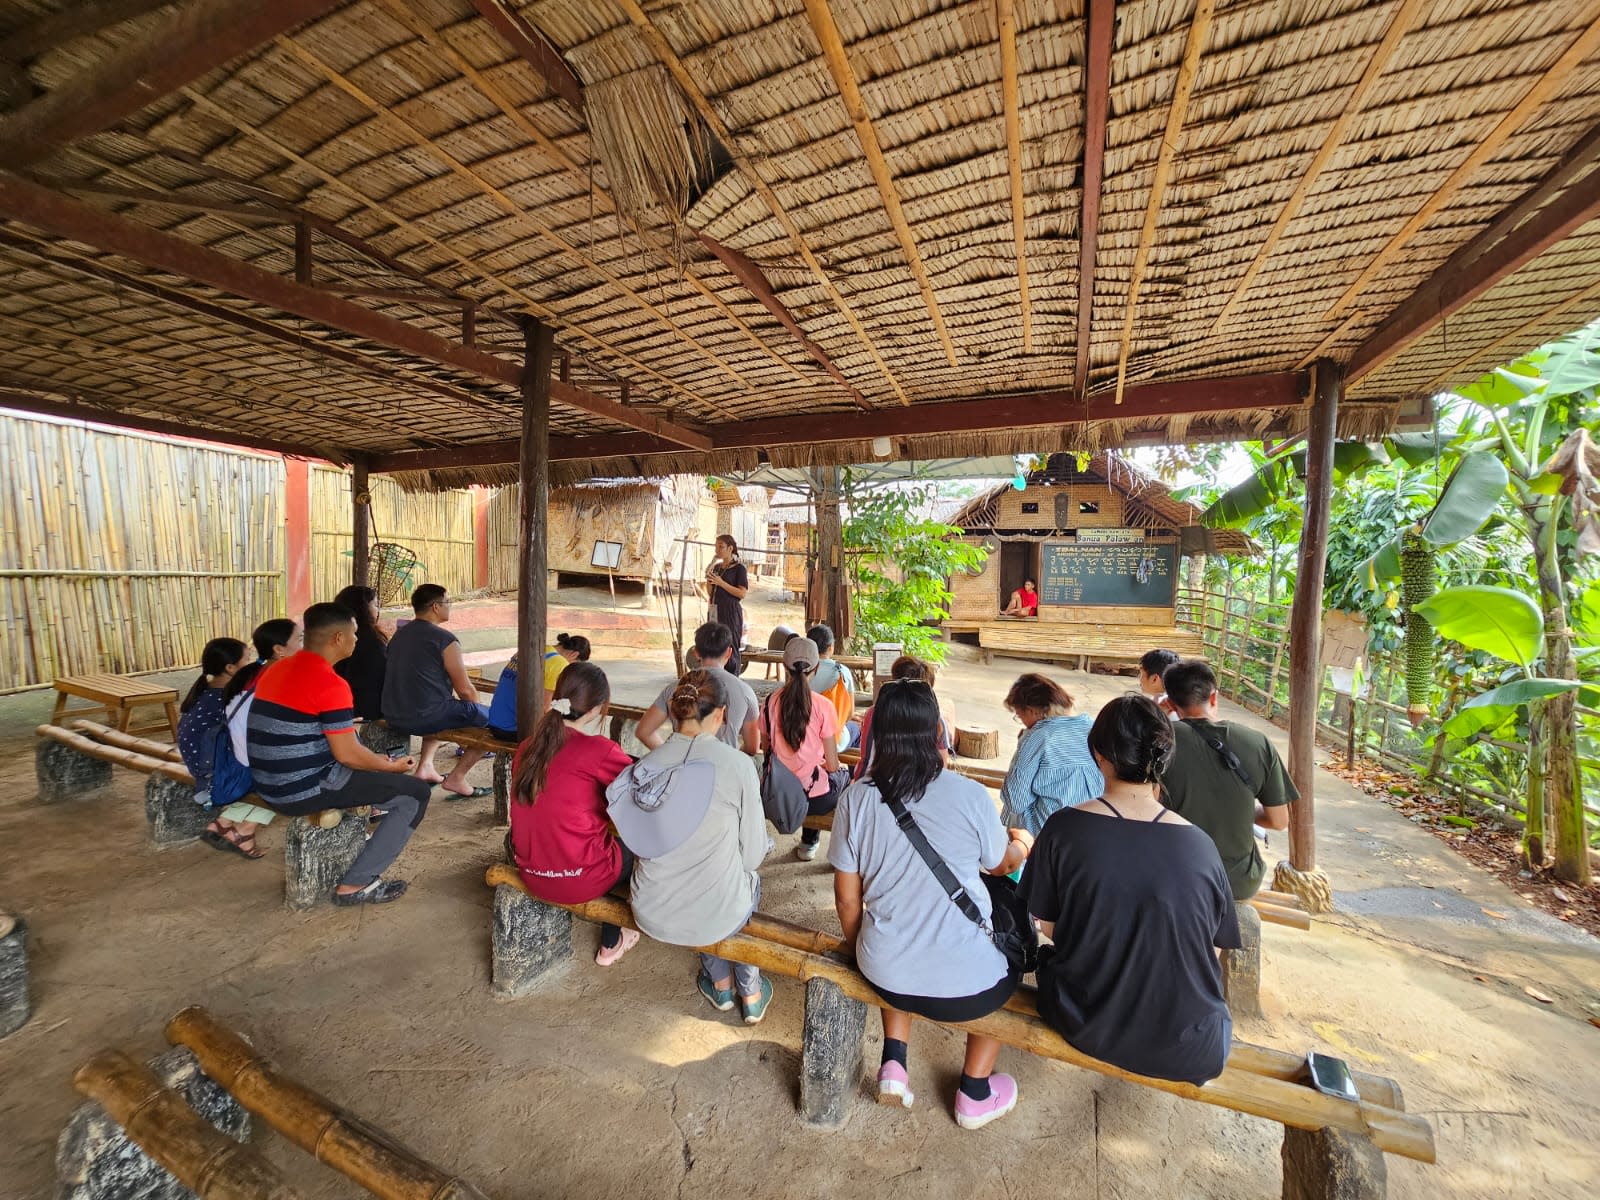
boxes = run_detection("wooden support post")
[293,220,312,285]
[517,317,554,742]
[1276,360,1340,915]
[810,465,847,638]
[350,456,370,589]
[461,305,476,348]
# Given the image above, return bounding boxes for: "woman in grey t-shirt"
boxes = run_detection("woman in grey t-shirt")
[829,681,1030,1130]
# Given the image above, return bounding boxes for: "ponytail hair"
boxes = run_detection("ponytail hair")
[513,661,610,803]
[778,663,814,751]
[555,632,592,661]
[1087,694,1175,785]
[182,637,247,712]
[668,669,727,725]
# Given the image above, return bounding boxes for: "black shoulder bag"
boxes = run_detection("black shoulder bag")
[883,792,1037,975]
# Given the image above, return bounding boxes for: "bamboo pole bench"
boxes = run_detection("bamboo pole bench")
[63,1007,486,1200]
[943,621,1207,672]
[484,865,1432,1198]
[51,672,182,741]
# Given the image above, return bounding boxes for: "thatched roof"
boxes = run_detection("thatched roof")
[0,0,1597,478]
[948,451,1256,555]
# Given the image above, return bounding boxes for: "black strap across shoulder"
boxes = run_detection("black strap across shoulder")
[883,792,993,936]
[1186,720,1254,789]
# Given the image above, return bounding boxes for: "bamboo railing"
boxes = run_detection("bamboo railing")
[1177,588,1600,837]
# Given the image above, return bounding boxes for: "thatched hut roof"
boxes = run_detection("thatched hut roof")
[0,0,1596,479]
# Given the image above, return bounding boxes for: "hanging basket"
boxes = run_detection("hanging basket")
[371,542,424,608]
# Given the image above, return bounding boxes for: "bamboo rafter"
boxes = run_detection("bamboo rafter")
[803,0,959,370]
[1112,0,1216,406]
[995,0,1032,355]
[1324,3,1600,320]
[616,0,912,405]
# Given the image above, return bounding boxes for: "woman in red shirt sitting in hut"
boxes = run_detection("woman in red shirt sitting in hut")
[1002,578,1039,618]
[508,661,639,967]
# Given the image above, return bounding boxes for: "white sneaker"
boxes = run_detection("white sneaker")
[794,839,820,862]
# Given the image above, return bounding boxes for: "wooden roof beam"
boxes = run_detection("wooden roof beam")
[617,0,910,405]
[1073,0,1114,394]
[0,0,181,63]
[803,0,958,369]
[1112,0,1215,404]
[370,432,681,474]
[0,173,713,450]
[1326,9,1600,321]
[1207,0,1426,336]
[0,0,343,169]
[466,0,583,109]
[996,0,1033,355]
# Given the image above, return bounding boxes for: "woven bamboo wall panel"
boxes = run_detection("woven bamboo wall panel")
[993,485,1124,529]
[0,413,284,692]
[308,466,475,603]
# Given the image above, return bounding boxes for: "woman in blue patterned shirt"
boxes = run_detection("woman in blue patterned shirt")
[999,674,1100,836]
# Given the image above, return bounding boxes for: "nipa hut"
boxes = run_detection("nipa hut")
[943,453,1255,668]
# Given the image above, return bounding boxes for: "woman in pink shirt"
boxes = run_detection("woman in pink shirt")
[509,662,639,967]
[763,637,850,861]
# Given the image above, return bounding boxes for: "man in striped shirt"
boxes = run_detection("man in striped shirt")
[248,602,434,906]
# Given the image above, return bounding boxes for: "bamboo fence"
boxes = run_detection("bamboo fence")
[308,465,475,602]
[1177,587,1599,838]
[0,414,283,693]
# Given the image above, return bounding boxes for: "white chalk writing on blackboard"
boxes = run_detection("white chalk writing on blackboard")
[1039,542,1175,607]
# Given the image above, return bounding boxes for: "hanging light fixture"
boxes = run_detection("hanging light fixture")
[871,435,893,458]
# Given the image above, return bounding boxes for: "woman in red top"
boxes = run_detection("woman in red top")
[1002,578,1039,618]
[509,662,639,966]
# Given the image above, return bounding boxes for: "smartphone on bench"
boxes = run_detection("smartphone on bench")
[1306,1052,1360,1102]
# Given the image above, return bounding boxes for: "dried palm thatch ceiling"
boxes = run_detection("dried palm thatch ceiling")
[0,0,1597,488]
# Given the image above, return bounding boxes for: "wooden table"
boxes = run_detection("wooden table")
[742,648,875,680]
[51,673,181,741]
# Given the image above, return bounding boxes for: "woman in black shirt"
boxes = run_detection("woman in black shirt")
[1020,694,1239,1085]
[705,535,749,674]
[333,585,389,720]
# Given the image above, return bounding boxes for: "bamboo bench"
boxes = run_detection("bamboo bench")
[485,865,1431,1198]
[945,621,1207,672]
[64,1007,485,1199]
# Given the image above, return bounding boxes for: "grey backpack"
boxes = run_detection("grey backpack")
[759,702,813,834]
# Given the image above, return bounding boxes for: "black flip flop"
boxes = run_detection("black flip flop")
[441,785,494,801]
[332,879,409,906]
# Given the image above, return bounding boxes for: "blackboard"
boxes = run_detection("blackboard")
[1039,541,1176,608]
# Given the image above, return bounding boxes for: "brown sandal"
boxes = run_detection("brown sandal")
[218,827,265,860]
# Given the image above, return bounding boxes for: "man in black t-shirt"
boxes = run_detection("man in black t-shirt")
[1161,660,1297,899]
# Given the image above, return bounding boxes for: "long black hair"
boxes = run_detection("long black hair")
[224,619,296,701]
[182,637,247,713]
[864,680,943,807]
[513,662,610,804]
[778,662,815,751]
[334,585,386,643]
[1088,694,1176,785]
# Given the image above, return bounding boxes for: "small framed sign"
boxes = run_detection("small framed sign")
[591,540,623,569]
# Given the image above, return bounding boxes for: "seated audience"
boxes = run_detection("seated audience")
[830,681,1030,1128]
[381,584,491,799]
[853,655,953,779]
[1001,578,1039,617]
[999,674,1099,836]
[223,618,300,702]
[543,633,592,702]
[1021,694,1239,1085]
[615,670,771,1023]
[1137,647,1180,718]
[510,662,638,966]
[1161,660,1296,899]
[637,622,758,754]
[247,602,432,905]
[178,636,272,859]
[333,585,388,721]
[764,637,850,861]
[806,623,857,751]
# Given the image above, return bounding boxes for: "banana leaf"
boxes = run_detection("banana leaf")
[1414,586,1544,668]
[1419,453,1509,545]
[1442,677,1600,741]
[1200,442,1386,528]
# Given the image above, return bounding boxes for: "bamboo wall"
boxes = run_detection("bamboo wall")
[309,466,475,603]
[992,481,1125,528]
[0,413,284,693]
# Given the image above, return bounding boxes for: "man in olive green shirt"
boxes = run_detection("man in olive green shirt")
[1160,660,1297,899]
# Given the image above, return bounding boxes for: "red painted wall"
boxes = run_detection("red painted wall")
[472,485,490,591]
[284,457,312,617]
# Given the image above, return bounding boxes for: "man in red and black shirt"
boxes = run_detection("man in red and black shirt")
[248,602,433,905]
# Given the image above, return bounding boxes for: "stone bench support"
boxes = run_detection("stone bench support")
[800,976,867,1129]
[1282,1125,1387,1199]
[283,812,367,911]
[144,775,211,849]
[36,739,113,804]
[491,884,573,995]
[1223,900,1264,1020]
[0,914,29,1039]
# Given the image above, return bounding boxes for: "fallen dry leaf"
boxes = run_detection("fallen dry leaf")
[1589,1017,1600,1030]
[1524,986,1555,1004]
[1473,975,1488,982]
[1482,909,1508,920]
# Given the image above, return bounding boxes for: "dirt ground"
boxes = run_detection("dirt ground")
[2,584,1598,1198]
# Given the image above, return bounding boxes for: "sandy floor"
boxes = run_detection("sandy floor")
[2,594,1598,1198]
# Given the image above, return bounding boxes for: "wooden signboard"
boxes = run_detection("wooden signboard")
[1039,541,1176,608]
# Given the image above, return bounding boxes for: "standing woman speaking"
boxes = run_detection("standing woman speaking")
[705,534,749,674]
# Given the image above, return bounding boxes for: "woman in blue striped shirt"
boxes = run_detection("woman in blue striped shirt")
[999,674,1100,836]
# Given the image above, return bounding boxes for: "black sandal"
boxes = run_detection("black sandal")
[215,827,265,860]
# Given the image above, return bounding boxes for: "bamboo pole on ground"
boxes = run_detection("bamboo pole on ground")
[481,869,1433,1163]
[165,1008,487,1200]
[73,1049,300,1200]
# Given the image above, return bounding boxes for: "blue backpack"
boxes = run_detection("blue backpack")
[206,722,254,810]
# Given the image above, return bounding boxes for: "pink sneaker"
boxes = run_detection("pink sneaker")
[876,1061,914,1109]
[954,1073,1018,1130]
[595,927,640,967]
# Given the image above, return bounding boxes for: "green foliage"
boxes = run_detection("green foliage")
[1414,585,1544,669]
[841,480,984,663]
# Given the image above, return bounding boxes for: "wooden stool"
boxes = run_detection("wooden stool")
[954,725,1000,759]
[51,674,180,741]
